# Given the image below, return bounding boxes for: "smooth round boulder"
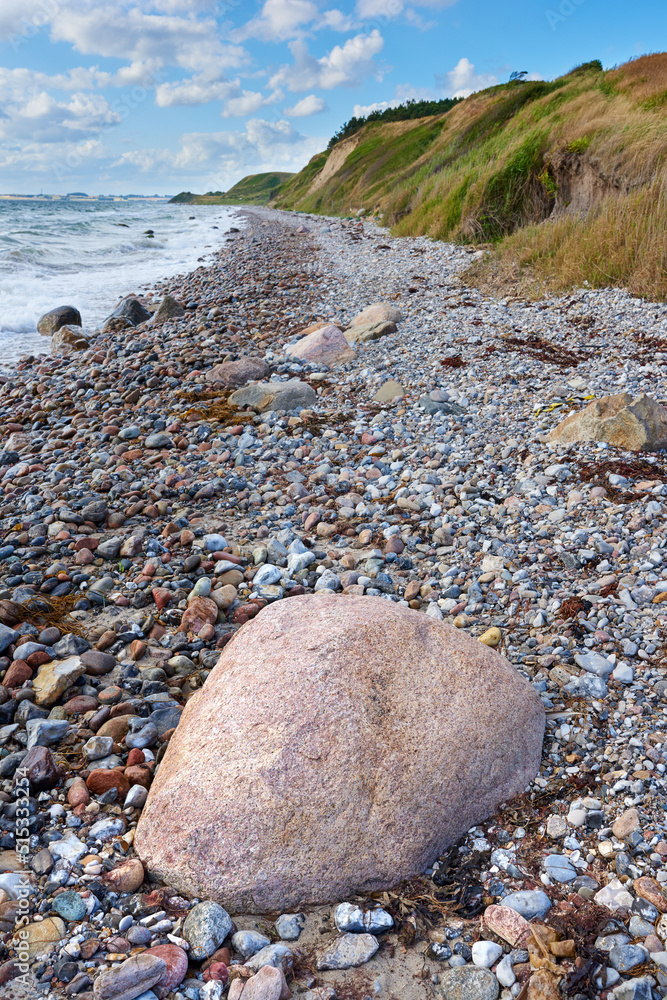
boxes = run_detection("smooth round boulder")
[37,306,82,336]
[135,595,544,912]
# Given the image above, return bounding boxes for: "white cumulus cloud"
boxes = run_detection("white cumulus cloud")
[355,0,458,20]
[271,30,384,92]
[284,94,328,116]
[234,0,319,42]
[439,57,498,98]
[155,75,238,107]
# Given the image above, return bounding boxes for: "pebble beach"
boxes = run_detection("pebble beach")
[0,206,666,1000]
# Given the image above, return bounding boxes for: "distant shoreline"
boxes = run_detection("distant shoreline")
[0,195,172,202]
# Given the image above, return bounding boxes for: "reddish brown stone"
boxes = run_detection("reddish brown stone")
[3,660,32,689]
[0,960,21,986]
[75,538,99,552]
[102,859,145,893]
[109,701,137,719]
[203,963,228,983]
[126,749,146,767]
[26,650,53,668]
[202,947,231,970]
[483,905,531,947]
[99,685,123,705]
[124,765,152,789]
[68,777,90,808]
[96,630,117,651]
[79,938,100,959]
[129,640,146,661]
[634,876,667,913]
[152,588,172,611]
[106,936,131,954]
[385,536,404,554]
[97,716,135,741]
[179,597,218,636]
[64,695,98,715]
[86,768,130,797]
[145,944,188,990]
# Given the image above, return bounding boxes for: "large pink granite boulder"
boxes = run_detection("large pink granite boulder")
[135,595,544,912]
[286,325,355,365]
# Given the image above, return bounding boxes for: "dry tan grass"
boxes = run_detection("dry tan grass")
[610,53,667,102]
[278,53,667,299]
[465,173,667,301]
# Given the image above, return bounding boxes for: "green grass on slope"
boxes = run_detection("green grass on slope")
[170,172,295,206]
[261,54,667,299]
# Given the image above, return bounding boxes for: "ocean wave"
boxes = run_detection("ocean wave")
[0,200,237,359]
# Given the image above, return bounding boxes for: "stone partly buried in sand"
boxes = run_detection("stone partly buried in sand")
[204,356,269,388]
[229,378,317,413]
[548,392,667,451]
[373,379,405,403]
[348,302,404,327]
[135,594,544,912]
[150,294,184,324]
[344,320,397,345]
[342,301,404,344]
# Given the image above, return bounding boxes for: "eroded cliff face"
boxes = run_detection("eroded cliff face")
[549,150,632,215]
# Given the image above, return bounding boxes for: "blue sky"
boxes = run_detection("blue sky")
[0,0,661,195]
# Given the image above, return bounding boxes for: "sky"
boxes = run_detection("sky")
[0,0,662,195]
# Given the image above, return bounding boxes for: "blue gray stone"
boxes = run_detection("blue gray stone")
[253,563,282,586]
[502,889,552,920]
[53,891,86,922]
[574,651,614,676]
[183,901,233,961]
[316,933,378,971]
[26,719,69,750]
[145,432,174,449]
[204,534,228,552]
[544,854,577,883]
[0,624,19,653]
[244,943,293,972]
[275,913,306,940]
[89,817,126,842]
[232,929,271,958]
[611,980,654,1000]
[564,674,608,699]
[609,944,649,972]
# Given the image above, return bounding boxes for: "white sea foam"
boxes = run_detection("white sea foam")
[0,199,239,367]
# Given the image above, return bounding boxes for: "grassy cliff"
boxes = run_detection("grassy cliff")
[170,172,295,206]
[273,55,667,300]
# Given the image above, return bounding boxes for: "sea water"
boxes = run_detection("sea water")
[0,199,239,367]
